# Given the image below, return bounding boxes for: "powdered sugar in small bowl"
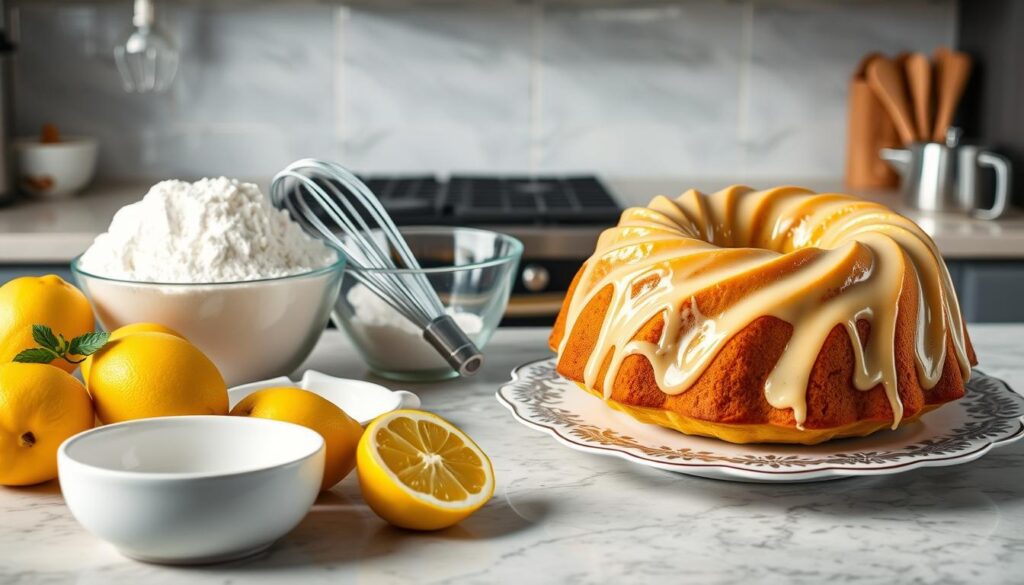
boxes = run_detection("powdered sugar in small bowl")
[332,226,522,381]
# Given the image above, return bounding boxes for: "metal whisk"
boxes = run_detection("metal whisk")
[270,159,484,377]
[113,0,179,93]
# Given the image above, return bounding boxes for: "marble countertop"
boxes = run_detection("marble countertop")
[2,325,1023,584]
[1,179,1023,263]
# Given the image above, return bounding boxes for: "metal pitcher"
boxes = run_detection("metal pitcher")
[880,128,1012,220]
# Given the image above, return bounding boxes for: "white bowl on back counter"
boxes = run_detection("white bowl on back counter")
[58,416,325,565]
[71,254,346,386]
[15,136,98,198]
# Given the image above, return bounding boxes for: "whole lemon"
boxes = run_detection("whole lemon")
[80,322,184,381]
[0,362,94,486]
[230,387,363,491]
[87,332,227,424]
[0,275,94,374]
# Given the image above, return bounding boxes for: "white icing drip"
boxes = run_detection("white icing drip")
[556,186,973,430]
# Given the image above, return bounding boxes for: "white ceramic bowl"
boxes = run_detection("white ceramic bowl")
[15,137,98,198]
[58,416,324,565]
[71,254,346,386]
[229,370,421,425]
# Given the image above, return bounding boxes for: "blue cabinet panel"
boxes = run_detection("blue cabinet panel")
[0,265,74,284]
[954,261,1024,323]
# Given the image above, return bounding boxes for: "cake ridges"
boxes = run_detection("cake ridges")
[554,185,973,433]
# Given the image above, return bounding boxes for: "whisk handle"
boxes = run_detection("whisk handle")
[423,315,484,377]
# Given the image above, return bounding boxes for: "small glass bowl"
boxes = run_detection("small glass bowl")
[332,227,523,381]
[70,253,346,386]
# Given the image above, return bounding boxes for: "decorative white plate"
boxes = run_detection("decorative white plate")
[230,370,420,425]
[496,358,1024,483]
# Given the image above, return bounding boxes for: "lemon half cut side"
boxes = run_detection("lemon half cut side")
[357,410,494,531]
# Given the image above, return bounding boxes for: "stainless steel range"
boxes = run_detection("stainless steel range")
[359,175,622,325]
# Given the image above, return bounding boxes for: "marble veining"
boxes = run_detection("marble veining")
[1,325,1023,584]
[338,6,534,174]
[537,2,743,177]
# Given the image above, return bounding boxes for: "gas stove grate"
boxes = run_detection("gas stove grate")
[353,175,620,226]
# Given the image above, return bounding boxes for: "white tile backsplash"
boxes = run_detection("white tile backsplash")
[741,0,956,179]
[13,0,956,181]
[538,3,744,177]
[338,6,533,174]
[15,3,336,179]
[173,7,335,129]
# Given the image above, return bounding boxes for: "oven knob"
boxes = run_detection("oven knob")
[522,264,550,292]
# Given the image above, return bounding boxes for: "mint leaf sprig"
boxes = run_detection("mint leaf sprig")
[14,325,109,365]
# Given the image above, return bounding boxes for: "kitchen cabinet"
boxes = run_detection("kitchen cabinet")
[948,260,1024,322]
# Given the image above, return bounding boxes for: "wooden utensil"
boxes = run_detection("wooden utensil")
[904,53,932,142]
[894,51,910,72]
[866,56,918,145]
[932,48,972,142]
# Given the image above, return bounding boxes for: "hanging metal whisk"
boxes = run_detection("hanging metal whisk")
[270,159,484,377]
[113,0,179,93]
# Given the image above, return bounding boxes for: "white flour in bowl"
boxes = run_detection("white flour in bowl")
[79,177,336,283]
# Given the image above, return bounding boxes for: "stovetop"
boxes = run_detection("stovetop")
[350,174,623,325]
[358,175,621,226]
[311,174,623,325]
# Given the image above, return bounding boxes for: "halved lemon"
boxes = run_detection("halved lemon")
[357,410,494,531]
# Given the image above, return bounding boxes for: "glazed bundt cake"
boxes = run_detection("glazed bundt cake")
[549,186,976,444]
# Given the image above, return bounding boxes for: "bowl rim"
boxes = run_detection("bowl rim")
[14,136,99,149]
[69,248,346,287]
[342,226,524,275]
[58,415,325,482]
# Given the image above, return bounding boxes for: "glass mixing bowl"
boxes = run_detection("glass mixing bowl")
[70,253,346,386]
[332,227,523,381]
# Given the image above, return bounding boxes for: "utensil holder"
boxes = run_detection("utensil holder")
[846,54,901,189]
